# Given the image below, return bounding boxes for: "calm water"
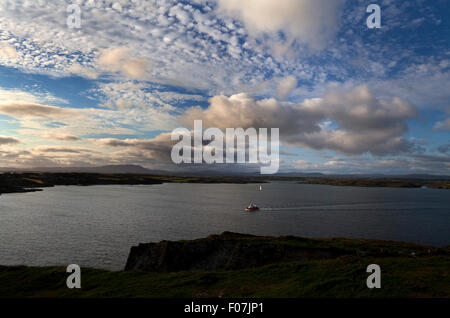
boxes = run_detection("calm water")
[0,183,449,270]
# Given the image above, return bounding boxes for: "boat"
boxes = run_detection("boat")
[245,203,259,212]
[259,185,262,191]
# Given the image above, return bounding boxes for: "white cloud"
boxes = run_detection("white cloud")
[0,102,73,118]
[217,0,345,50]
[0,87,68,105]
[68,64,98,79]
[97,47,150,80]
[0,1,446,173]
[277,76,297,99]
[434,118,450,131]
[0,43,18,61]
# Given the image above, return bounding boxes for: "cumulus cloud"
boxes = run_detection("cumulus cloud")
[98,47,150,80]
[292,85,418,155]
[277,76,298,99]
[217,0,345,49]
[0,1,446,173]
[181,85,418,156]
[181,92,322,136]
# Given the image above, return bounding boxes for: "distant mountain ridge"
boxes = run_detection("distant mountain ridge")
[0,165,171,175]
[0,165,448,179]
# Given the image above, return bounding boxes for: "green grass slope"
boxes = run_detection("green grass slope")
[1,255,448,298]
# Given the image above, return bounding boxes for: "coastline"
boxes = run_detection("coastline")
[1,172,449,196]
[0,173,265,195]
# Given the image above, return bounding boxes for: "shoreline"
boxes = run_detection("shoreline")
[0,172,265,195]
[1,172,449,196]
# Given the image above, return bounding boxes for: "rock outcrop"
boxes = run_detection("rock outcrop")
[125,232,448,272]
[125,232,348,272]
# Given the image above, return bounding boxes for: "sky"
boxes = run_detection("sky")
[0,0,449,174]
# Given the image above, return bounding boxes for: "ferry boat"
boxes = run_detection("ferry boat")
[245,203,259,212]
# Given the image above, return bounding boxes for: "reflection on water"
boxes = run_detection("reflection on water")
[0,182,449,270]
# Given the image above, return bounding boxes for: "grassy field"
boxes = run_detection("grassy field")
[1,234,449,298]
[0,256,449,298]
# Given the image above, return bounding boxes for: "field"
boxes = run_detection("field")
[1,234,449,298]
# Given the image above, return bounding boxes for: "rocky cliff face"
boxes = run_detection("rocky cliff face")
[125,232,353,272]
[125,232,446,272]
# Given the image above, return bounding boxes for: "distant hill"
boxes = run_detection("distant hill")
[0,165,172,175]
[0,165,448,179]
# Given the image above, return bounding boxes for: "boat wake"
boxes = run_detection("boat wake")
[260,202,387,211]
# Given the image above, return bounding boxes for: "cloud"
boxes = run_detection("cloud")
[292,154,450,175]
[217,0,345,50]
[68,64,99,80]
[0,136,20,146]
[181,92,322,135]
[0,102,72,118]
[181,85,418,156]
[0,86,177,145]
[283,85,418,155]
[0,147,106,168]
[434,118,450,130]
[33,146,94,154]
[98,47,150,80]
[0,43,18,61]
[41,133,81,141]
[438,144,450,154]
[0,87,68,105]
[96,133,174,163]
[0,1,446,174]
[277,76,298,99]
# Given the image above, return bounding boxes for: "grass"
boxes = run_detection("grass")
[1,255,448,298]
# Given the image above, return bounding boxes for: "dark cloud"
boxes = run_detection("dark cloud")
[0,136,20,145]
[97,133,174,163]
[43,133,81,141]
